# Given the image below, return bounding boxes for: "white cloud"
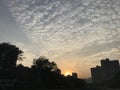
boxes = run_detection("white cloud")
[4,0,120,78]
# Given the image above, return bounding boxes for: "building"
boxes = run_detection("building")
[72,73,78,78]
[91,58,120,83]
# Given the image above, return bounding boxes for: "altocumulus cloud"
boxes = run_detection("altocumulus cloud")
[3,0,120,77]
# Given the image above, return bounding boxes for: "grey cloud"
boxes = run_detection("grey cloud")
[4,0,120,58]
[57,40,120,60]
[3,0,120,78]
[76,41,120,57]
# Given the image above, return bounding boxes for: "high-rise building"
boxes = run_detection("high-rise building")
[91,58,120,83]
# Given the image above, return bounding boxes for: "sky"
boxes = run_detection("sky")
[0,0,120,78]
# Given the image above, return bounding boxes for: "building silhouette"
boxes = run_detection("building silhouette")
[91,58,120,83]
[72,72,78,78]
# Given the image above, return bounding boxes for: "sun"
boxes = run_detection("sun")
[65,72,71,76]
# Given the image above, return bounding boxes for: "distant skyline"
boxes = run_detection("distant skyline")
[1,0,120,78]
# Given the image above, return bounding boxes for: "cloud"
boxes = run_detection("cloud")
[4,0,120,78]
[5,0,120,54]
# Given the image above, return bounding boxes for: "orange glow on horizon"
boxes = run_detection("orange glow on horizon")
[64,71,71,76]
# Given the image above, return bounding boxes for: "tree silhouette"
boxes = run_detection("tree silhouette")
[30,56,64,88]
[32,56,61,74]
[0,42,87,89]
[0,43,23,90]
[0,43,23,71]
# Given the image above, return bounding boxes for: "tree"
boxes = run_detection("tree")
[32,56,61,74]
[0,42,23,70]
[31,56,62,88]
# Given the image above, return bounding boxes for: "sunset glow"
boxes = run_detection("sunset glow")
[65,72,71,76]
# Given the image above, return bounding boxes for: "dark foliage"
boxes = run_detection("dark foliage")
[32,56,61,74]
[0,43,23,69]
[0,43,23,79]
[0,42,87,90]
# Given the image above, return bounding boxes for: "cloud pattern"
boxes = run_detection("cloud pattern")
[4,0,120,77]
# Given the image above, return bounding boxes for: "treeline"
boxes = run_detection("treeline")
[0,43,87,90]
[14,63,86,89]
